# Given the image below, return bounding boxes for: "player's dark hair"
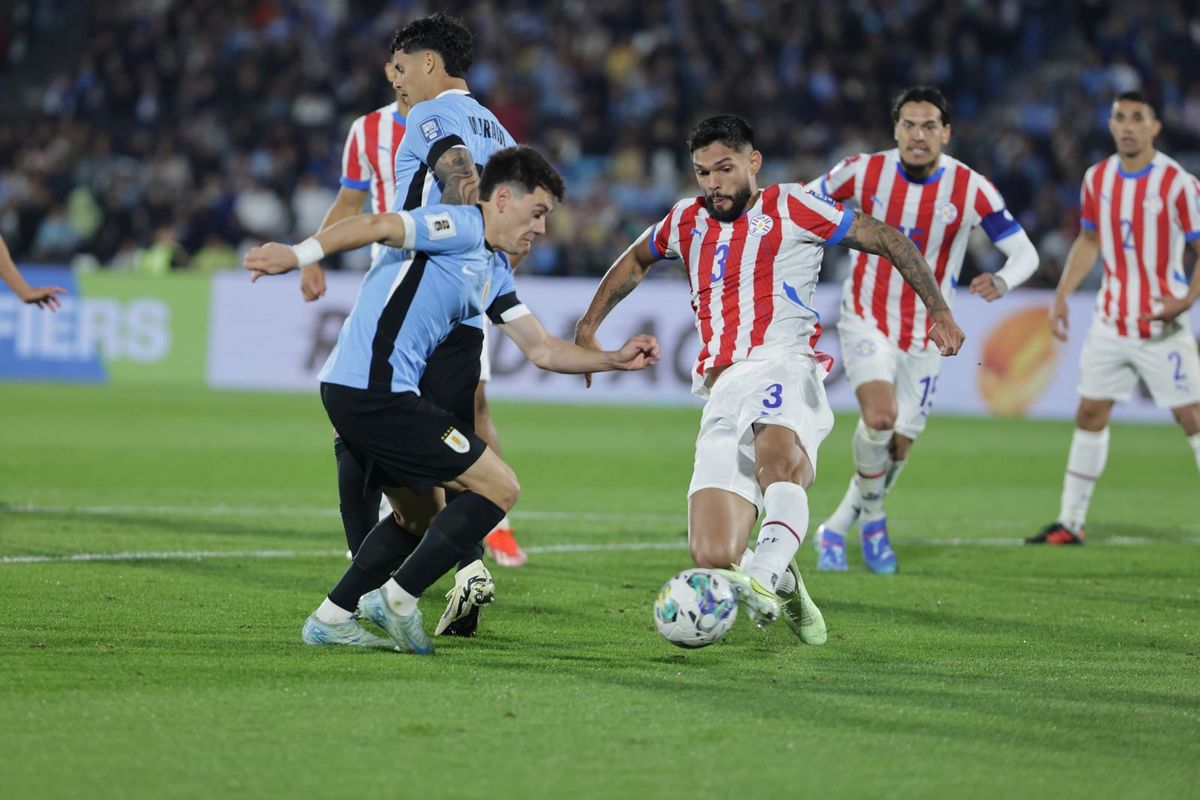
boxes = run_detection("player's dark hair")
[687,115,755,153]
[390,14,474,78]
[1114,90,1156,116]
[891,86,952,125]
[480,146,565,202]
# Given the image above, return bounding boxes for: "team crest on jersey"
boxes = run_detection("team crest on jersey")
[419,116,445,143]
[426,211,456,240]
[749,214,774,237]
[934,200,959,224]
[1143,195,1164,215]
[855,339,878,357]
[442,427,470,454]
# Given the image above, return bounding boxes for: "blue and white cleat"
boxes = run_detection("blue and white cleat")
[358,587,434,655]
[301,615,392,648]
[815,525,849,572]
[861,517,898,575]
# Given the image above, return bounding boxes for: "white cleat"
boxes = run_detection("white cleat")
[436,559,496,637]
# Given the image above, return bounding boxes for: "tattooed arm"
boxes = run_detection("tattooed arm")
[433,146,480,206]
[574,228,659,386]
[838,211,965,355]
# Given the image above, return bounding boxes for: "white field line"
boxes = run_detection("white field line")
[1,535,1198,566]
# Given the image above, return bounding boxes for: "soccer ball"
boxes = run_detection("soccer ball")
[653,569,739,648]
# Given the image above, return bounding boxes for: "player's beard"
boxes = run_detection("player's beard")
[705,185,753,222]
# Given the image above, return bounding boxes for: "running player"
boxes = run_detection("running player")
[245,147,660,653]
[574,115,965,644]
[0,232,66,310]
[810,86,1039,573]
[1028,91,1200,545]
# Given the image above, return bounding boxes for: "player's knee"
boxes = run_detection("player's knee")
[1075,403,1109,431]
[490,469,520,511]
[690,540,739,570]
[862,407,897,432]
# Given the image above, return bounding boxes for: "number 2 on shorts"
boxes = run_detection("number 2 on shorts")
[762,383,783,409]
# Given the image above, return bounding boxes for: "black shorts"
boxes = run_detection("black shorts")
[420,324,482,428]
[321,382,487,494]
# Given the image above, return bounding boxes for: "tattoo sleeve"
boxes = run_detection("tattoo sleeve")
[839,211,948,313]
[433,147,479,205]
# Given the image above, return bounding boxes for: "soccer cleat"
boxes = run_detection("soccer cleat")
[714,565,782,627]
[1025,522,1085,545]
[301,615,392,648]
[861,517,898,574]
[815,524,849,571]
[436,559,496,637]
[779,558,827,645]
[358,587,434,655]
[484,526,527,567]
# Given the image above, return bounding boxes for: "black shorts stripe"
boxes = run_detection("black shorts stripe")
[402,164,429,211]
[426,134,467,174]
[368,254,427,389]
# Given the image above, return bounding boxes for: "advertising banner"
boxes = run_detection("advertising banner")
[205,271,1200,423]
[0,267,210,386]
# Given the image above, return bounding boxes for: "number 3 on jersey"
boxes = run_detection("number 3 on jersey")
[710,244,729,282]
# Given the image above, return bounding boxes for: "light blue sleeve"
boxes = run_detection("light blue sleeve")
[406,205,483,254]
[404,98,467,169]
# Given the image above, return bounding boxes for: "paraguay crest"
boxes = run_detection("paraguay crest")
[442,427,470,454]
[934,200,959,224]
[749,214,774,237]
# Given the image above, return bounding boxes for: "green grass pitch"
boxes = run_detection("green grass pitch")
[1,383,1197,799]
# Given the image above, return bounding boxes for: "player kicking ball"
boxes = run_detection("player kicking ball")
[246,147,659,653]
[809,86,1039,573]
[576,116,964,645]
[1029,91,1200,545]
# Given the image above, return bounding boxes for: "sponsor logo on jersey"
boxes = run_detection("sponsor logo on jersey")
[419,116,445,143]
[442,426,470,454]
[935,200,959,224]
[808,191,838,208]
[749,214,774,237]
[426,212,456,241]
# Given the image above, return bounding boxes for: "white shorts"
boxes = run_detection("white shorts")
[837,312,943,439]
[479,322,491,383]
[1078,321,1200,408]
[688,357,835,511]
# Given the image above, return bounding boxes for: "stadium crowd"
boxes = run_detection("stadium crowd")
[0,0,1197,282]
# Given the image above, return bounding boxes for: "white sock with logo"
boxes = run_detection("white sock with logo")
[1058,427,1109,532]
[1189,433,1200,474]
[853,419,892,520]
[383,578,419,616]
[314,596,355,624]
[747,483,809,591]
[824,475,862,534]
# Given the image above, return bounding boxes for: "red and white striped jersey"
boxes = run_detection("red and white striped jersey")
[818,149,1020,352]
[1079,152,1200,339]
[340,101,406,213]
[650,183,852,394]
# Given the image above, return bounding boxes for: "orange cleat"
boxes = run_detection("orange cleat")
[1025,522,1085,545]
[484,524,527,567]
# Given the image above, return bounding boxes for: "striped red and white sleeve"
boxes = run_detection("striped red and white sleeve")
[339,115,371,191]
[817,154,864,202]
[648,201,692,261]
[1172,172,1200,242]
[784,184,852,246]
[974,176,1021,242]
[1079,165,1099,232]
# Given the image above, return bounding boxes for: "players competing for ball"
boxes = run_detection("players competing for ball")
[809,86,1040,573]
[245,146,660,653]
[1028,91,1200,545]
[575,115,965,644]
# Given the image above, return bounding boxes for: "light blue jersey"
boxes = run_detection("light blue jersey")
[318,204,522,394]
[393,89,514,211]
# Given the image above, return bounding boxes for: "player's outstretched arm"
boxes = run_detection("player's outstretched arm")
[0,233,65,311]
[839,211,965,355]
[574,230,659,385]
[1050,228,1099,341]
[244,213,411,281]
[1144,238,1200,324]
[503,313,660,374]
[434,146,479,206]
[300,186,369,302]
[970,229,1039,301]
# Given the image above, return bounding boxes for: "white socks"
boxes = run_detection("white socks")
[1189,433,1200,473]
[314,596,354,624]
[852,419,892,519]
[383,578,419,616]
[747,482,809,591]
[1058,427,1109,532]
[825,454,908,533]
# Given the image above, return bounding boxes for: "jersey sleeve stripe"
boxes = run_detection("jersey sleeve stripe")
[824,208,853,247]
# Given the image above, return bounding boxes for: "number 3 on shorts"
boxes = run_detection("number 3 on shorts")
[762,383,783,409]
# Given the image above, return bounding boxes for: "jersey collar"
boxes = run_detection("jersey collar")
[896,156,944,185]
[435,88,471,99]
